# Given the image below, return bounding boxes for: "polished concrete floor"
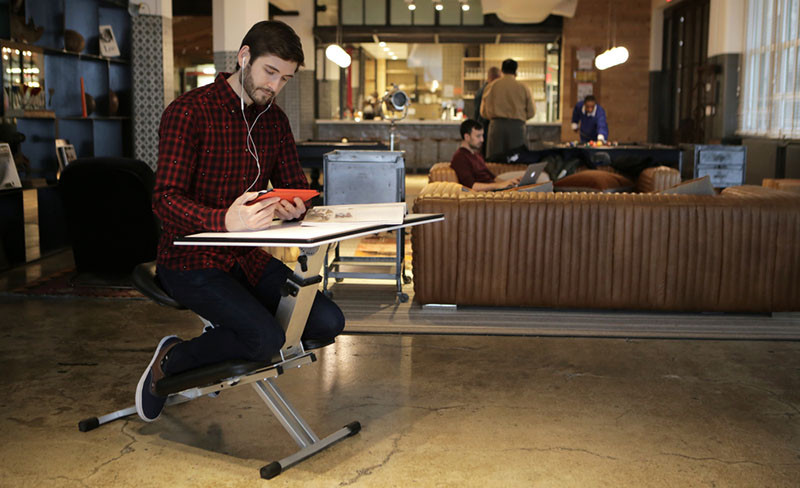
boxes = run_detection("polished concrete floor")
[2,252,800,488]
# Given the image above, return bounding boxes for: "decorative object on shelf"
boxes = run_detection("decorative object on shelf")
[64,29,86,54]
[10,15,44,44]
[55,139,77,177]
[84,93,95,116]
[0,42,52,117]
[0,143,23,190]
[105,89,119,116]
[0,122,29,178]
[80,77,87,116]
[98,25,120,57]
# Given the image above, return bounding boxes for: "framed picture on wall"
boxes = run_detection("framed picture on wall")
[0,143,22,189]
[98,25,120,58]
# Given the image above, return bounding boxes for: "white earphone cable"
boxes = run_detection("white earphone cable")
[237,58,272,230]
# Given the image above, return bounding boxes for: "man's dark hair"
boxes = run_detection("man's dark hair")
[237,20,305,71]
[460,119,483,139]
[501,58,517,75]
[584,95,597,103]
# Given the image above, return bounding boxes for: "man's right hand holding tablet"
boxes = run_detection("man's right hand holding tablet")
[225,191,283,231]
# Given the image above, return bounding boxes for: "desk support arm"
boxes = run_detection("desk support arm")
[275,244,330,358]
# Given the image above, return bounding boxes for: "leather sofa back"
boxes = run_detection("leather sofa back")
[428,162,528,183]
[412,183,800,312]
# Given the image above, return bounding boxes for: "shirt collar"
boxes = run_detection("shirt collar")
[214,72,240,111]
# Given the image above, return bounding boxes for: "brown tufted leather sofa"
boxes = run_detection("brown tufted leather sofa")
[411,182,800,312]
[428,162,681,193]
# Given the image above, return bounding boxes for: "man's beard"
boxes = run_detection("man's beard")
[469,141,482,152]
[243,67,275,106]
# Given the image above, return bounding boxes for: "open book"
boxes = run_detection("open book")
[301,202,406,226]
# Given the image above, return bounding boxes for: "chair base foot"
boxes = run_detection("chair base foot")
[261,421,361,479]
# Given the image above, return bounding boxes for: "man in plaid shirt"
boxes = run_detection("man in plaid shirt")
[136,21,345,422]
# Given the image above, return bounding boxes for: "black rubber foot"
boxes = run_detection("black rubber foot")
[78,417,100,432]
[260,461,282,479]
[345,421,362,436]
[398,293,409,303]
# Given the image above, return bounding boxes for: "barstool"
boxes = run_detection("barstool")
[409,136,423,173]
[431,137,446,166]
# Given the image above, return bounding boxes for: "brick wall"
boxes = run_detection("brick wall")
[561,0,651,143]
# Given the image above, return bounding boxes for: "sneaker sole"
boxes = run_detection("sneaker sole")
[135,335,178,422]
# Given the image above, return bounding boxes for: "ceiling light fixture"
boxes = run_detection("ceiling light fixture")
[379,41,386,47]
[595,2,628,71]
[595,46,629,70]
[325,44,351,68]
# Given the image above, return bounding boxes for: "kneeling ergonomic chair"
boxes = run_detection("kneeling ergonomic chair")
[78,251,360,479]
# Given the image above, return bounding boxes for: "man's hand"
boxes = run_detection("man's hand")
[571,122,579,132]
[225,192,281,231]
[498,175,522,189]
[274,197,306,221]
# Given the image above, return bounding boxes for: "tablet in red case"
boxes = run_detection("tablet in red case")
[247,188,319,205]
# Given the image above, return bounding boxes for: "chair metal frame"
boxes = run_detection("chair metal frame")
[78,244,360,479]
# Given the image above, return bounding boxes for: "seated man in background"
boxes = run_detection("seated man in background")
[450,119,521,191]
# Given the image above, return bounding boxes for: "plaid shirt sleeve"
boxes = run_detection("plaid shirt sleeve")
[153,101,228,234]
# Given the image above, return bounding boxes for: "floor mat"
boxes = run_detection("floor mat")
[8,268,145,299]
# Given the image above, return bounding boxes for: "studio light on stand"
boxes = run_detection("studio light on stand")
[433,0,444,12]
[381,84,410,151]
[406,0,416,11]
[459,0,470,11]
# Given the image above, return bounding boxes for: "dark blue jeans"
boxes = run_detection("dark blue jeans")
[156,259,345,375]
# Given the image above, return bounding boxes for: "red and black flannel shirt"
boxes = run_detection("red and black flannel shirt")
[153,73,308,286]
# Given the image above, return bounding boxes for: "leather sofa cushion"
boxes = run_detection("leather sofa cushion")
[553,169,634,192]
[659,175,715,195]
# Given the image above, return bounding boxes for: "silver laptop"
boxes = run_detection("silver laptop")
[516,162,548,187]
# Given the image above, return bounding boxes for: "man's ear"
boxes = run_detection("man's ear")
[238,46,250,68]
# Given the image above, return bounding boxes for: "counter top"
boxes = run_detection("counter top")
[316,119,561,127]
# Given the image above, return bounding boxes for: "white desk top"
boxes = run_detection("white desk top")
[174,213,444,248]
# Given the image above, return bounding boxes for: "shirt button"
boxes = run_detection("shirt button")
[201,172,205,176]
[185,112,189,116]
[173,160,177,164]
[225,125,229,129]
[183,266,187,270]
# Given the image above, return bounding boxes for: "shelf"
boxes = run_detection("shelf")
[60,116,131,121]
[42,46,130,64]
[10,111,56,119]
